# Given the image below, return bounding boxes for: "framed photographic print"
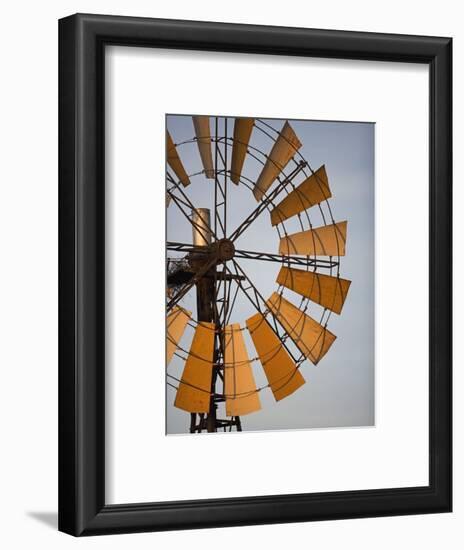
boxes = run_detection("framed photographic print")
[59,13,452,536]
[165,114,373,436]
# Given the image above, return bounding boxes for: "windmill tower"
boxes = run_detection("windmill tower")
[166,116,351,434]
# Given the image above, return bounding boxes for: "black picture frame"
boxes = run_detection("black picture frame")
[59,13,452,536]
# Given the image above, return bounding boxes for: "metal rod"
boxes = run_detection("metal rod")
[234,249,338,269]
[166,242,338,270]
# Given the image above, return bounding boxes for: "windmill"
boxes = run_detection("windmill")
[166,115,351,434]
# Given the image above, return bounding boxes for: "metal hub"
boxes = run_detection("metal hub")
[215,238,235,262]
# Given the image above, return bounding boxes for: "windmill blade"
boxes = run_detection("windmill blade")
[253,121,302,201]
[174,321,215,413]
[270,165,332,226]
[279,221,347,256]
[192,116,214,178]
[266,292,336,364]
[230,117,254,185]
[277,266,351,314]
[224,324,261,416]
[246,312,305,401]
[166,306,192,364]
[166,131,191,187]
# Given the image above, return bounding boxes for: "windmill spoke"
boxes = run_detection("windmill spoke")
[223,262,241,326]
[166,241,208,254]
[234,249,338,270]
